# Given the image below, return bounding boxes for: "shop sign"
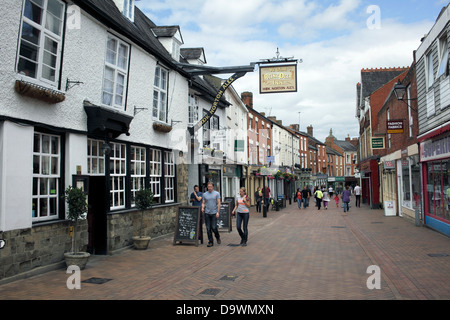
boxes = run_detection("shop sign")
[383,160,395,170]
[387,120,404,134]
[260,64,297,94]
[420,135,450,161]
[372,137,385,149]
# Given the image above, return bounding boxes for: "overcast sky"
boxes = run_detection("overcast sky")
[138,0,448,142]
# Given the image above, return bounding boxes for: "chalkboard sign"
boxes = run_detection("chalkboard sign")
[225,197,235,215]
[173,206,200,246]
[217,201,232,232]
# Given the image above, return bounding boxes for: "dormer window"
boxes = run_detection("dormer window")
[123,0,134,21]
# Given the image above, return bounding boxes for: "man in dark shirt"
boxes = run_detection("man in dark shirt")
[301,186,311,209]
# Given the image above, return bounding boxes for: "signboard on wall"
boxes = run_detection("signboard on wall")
[387,120,404,134]
[372,137,385,150]
[260,64,297,94]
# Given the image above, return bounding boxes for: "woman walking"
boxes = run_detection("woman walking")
[342,186,351,212]
[232,188,251,246]
[296,188,302,210]
[254,187,262,213]
[322,190,330,210]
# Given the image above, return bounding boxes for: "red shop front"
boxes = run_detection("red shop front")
[359,156,381,209]
[419,127,450,236]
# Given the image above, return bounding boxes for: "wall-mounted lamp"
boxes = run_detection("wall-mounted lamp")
[101,142,111,156]
[393,80,418,112]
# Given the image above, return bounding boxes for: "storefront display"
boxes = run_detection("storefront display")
[420,134,450,236]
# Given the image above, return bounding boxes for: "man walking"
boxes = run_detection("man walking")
[201,182,221,247]
[354,184,361,208]
[301,186,310,209]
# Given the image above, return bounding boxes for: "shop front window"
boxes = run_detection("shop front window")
[402,160,411,208]
[426,161,450,221]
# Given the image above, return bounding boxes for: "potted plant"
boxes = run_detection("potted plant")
[63,186,90,270]
[132,188,154,250]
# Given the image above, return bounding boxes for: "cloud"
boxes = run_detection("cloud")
[138,0,436,142]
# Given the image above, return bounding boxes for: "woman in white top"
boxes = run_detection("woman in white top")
[232,187,251,246]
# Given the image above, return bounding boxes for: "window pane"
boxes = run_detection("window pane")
[21,21,41,45]
[24,0,43,25]
[118,44,128,69]
[47,0,64,19]
[444,160,450,221]
[45,11,62,35]
[42,64,56,81]
[18,57,38,78]
[106,38,117,64]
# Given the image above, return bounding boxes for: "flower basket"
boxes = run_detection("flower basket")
[153,122,173,133]
[15,80,65,104]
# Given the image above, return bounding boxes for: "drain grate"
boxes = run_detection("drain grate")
[82,277,112,284]
[331,226,346,229]
[227,244,241,247]
[199,288,221,296]
[220,275,238,281]
[371,222,383,224]
[427,253,449,257]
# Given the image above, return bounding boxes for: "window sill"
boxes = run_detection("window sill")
[108,202,182,215]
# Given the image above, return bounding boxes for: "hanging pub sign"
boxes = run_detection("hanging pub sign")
[259,64,297,94]
[387,120,404,134]
[189,71,247,136]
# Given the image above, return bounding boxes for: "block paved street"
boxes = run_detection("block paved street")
[0,200,449,301]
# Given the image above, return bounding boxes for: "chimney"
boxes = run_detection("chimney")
[241,92,253,108]
[345,134,351,142]
[290,124,299,131]
[307,125,313,137]
[261,112,265,117]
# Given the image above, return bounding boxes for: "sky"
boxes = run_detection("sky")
[137,0,449,142]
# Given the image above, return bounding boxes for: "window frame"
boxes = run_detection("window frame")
[153,66,169,123]
[102,34,130,109]
[32,131,61,222]
[16,0,66,86]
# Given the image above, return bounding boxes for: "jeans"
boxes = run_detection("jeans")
[302,198,309,208]
[355,195,361,207]
[265,198,270,210]
[297,198,302,209]
[343,201,350,212]
[204,213,220,244]
[236,212,249,242]
[256,200,261,212]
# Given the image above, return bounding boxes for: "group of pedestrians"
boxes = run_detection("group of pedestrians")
[190,182,363,247]
[295,184,362,212]
[190,182,251,247]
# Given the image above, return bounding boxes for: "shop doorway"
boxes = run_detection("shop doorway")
[87,176,107,255]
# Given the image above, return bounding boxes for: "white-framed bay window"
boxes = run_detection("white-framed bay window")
[188,93,199,126]
[164,151,175,203]
[149,148,162,203]
[131,146,146,206]
[87,139,105,175]
[32,132,60,221]
[17,0,66,85]
[153,66,168,122]
[110,142,126,209]
[102,35,130,109]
